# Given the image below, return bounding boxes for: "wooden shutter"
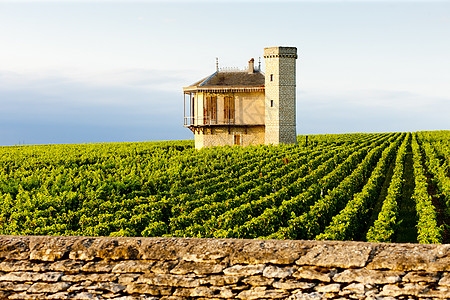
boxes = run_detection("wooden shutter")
[224,96,235,123]
[204,95,217,124]
[203,97,207,125]
[211,95,217,121]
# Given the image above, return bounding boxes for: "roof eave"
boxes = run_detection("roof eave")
[183,85,265,93]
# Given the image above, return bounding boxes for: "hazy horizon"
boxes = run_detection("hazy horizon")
[1,0,449,146]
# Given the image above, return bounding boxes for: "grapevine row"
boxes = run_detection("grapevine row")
[268,133,398,240]
[411,133,442,243]
[366,133,409,242]
[316,132,404,241]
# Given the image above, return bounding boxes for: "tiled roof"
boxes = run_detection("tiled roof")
[190,71,265,87]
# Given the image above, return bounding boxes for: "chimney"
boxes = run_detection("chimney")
[248,58,255,74]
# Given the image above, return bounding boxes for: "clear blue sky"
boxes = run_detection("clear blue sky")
[0,0,449,145]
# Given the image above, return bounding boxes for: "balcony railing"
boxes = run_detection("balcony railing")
[184,117,194,127]
[184,117,238,127]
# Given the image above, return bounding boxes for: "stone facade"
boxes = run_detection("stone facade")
[264,47,298,145]
[1,235,450,299]
[195,125,265,149]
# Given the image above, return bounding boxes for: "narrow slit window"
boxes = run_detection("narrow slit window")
[270,100,274,107]
[270,74,273,81]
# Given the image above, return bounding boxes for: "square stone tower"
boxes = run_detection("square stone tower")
[264,46,298,145]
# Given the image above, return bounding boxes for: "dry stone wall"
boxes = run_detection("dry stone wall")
[1,235,450,299]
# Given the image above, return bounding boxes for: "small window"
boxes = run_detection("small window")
[270,100,274,107]
[234,134,241,146]
[270,74,273,81]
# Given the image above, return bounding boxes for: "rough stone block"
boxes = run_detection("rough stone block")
[439,273,450,286]
[403,271,440,283]
[242,275,275,286]
[183,238,240,263]
[0,291,10,300]
[0,281,31,291]
[0,236,30,260]
[170,260,225,275]
[296,241,372,268]
[0,271,62,282]
[72,292,102,299]
[237,286,289,299]
[139,237,191,261]
[287,291,323,299]
[81,261,116,273]
[48,260,85,273]
[425,286,450,298]
[126,283,171,295]
[340,283,366,295]
[8,292,45,299]
[149,260,177,274]
[367,243,450,272]
[69,237,141,261]
[223,264,266,276]
[365,297,396,300]
[115,296,158,300]
[314,283,341,293]
[29,236,75,262]
[61,273,117,282]
[263,265,297,278]
[117,273,140,284]
[159,297,184,300]
[94,282,126,293]
[210,286,236,298]
[99,292,121,299]
[111,260,154,273]
[380,283,428,297]
[44,292,72,299]
[0,260,34,272]
[333,268,403,284]
[292,266,334,282]
[28,282,71,293]
[66,281,89,291]
[137,273,201,287]
[272,279,315,290]
[173,287,215,297]
[198,275,240,286]
[229,239,307,265]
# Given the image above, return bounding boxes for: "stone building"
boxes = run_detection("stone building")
[183,46,297,149]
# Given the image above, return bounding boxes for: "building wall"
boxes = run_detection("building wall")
[264,47,297,145]
[192,91,265,149]
[1,235,450,299]
[193,91,264,126]
[236,92,265,125]
[194,125,265,149]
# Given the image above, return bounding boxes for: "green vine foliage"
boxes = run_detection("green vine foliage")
[0,132,448,244]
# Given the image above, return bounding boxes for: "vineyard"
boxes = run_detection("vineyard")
[0,131,449,244]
